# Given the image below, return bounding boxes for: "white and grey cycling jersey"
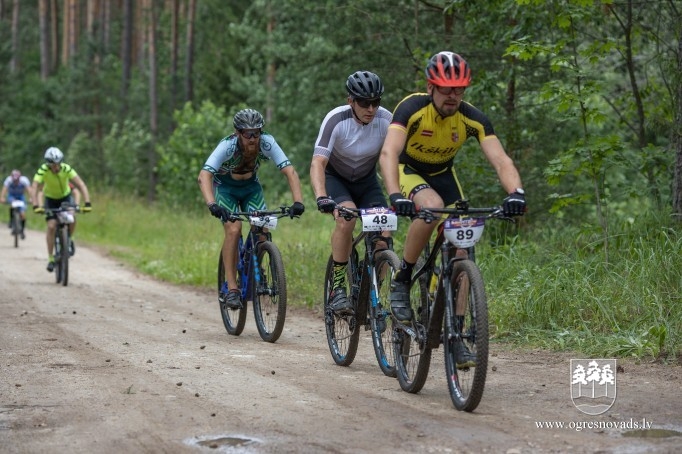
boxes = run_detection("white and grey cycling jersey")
[313,105,392,182]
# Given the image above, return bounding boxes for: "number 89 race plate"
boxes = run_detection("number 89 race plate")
[360,207,398,232]
[443,217,485,248]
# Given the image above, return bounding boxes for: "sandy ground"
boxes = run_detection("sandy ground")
[1,229,681,454]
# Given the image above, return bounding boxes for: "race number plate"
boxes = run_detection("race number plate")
[360,207,398,232]
[11,200,25,209]
[250,216,278,230]
[443,217,485,248]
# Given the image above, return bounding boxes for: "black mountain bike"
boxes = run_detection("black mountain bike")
[9,200,25,248]
[46,202,80,287]
[392,200,515,411]
[324,206,401,377]
[217,206,297,343]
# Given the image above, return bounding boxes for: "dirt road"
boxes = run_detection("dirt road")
[1,230,681,453]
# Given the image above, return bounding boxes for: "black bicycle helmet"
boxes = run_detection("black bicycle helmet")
[346,71,384,99]
[233,108,265,130]
[425,51,472,87]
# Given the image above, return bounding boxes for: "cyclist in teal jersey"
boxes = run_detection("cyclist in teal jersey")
[198,108,305,309]
[31,147,92,272]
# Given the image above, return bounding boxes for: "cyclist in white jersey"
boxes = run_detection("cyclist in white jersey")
[1,170,33,238]
[310,71,393,315]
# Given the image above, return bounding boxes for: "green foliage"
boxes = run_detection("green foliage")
[156,101,232,207]
[101,120,153,196]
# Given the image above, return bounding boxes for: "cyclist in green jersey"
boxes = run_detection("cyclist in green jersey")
[31,147,92,272]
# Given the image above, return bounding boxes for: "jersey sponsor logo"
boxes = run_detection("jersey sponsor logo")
[421,130,434,137]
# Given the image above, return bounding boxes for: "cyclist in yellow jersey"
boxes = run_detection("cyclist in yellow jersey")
[379,52,527,342]
[31,147,92,272]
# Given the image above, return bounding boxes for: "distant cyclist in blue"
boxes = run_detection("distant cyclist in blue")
[198,108,305,309]
[1,169,33,239]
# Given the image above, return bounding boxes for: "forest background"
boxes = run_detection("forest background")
[1,0,681,361]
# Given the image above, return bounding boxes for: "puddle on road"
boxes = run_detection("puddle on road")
[622,428,682,438]
[185,434,262,452]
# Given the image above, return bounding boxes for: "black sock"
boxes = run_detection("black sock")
[394,259,415,282]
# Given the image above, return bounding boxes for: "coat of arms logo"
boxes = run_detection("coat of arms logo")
[570,359,617,415]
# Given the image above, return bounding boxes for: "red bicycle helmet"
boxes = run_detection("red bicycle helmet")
[425,51,471,87]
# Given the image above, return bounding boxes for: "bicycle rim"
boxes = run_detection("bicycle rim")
[323,254,359,366]
[253,242,287,343]
[218,250,246,335]
[443,260,488,412]
[370,250,400,377]
[60,228,69,286]
[394,259,432,393]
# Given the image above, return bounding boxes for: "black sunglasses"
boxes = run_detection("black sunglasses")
[354,98,381,109]
[239,130,261,139]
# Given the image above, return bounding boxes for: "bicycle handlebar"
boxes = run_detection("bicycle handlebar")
[44,201,81,214]
[413,201,515,224]
[225,206,296,223]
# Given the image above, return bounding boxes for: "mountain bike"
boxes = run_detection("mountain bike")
[217,206,297,343]
[46,202,79,287]
[392,200,515,411]
[9,200,25,248]
[324,206,400,377]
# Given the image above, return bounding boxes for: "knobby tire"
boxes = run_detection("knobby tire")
[12,209,20,248]
[443,260,488,412]
[252,241,287,343]
[370,250,400,377]
[394,257,432,393]
[218,250,246,336]
[59,227,69,286]
[324,253,360,366]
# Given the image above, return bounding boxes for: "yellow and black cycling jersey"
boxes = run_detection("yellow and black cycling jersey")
[390,93,497,175]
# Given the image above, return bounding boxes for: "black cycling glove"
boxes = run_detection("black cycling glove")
[290,201,305,218]
[502,191,527,216]
[316,196,336,214]
[389,193,416,217]
[208,202,230,222]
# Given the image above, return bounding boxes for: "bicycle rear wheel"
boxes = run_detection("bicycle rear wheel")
[252,241,287,343]
[370,250,400,377]
[394,257,432,393]
[443,260,488,412]
[218,250,247,336]
[324,253,360,366]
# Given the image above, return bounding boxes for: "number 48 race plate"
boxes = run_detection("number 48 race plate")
[360,207,398,232]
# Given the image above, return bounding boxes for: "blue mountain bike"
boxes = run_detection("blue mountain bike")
[217,206,296,343]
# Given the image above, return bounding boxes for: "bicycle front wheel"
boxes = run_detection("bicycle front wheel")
[60,228,70,286]
[218,250,247,336]
[370,249,400,377]
[252,241,287,343]
[323,253,360,366]
[443,259,488,412]
[12,210,20,248]
[394,257,432,393]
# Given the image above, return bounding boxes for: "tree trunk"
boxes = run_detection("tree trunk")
[39,0,49,80]
[10,0,18,73]
[170,0,179,122]
[120,0,133,118]
[184,0,196,103]
[673,30,682,219]
[146,0,159,203]
[50,0,58,73]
